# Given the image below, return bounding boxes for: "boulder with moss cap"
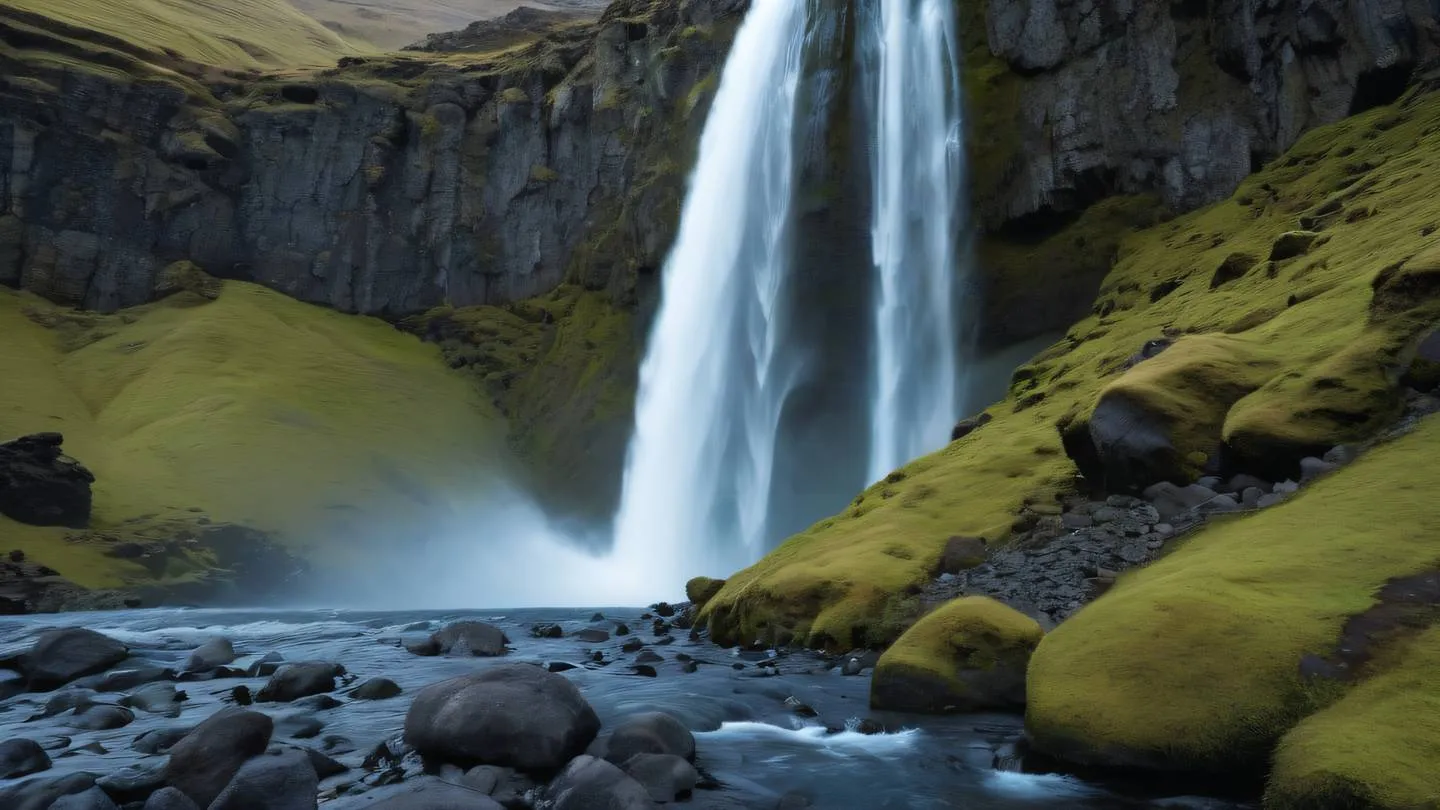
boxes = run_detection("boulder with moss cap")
[870,596,1043,713]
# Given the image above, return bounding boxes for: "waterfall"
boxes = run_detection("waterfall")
[864,0,965,482]
[609,0,811,580]
[609,0,967,586]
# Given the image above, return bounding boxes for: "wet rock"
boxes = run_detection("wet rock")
[257,662,343,702]
[277,712,324,740]
[621,753,698,803]
[209,749,318,810]
[0,433,95,527]
[142,787,200,810]
[67,704,135,730]
[575,628,611,643]
[1197,494,1240,514]
[76,667,174,693]
[634,651,663,665]
[231,685,253,706]
[404,663,600,774]
[1300,456,1338,482]
[549,662,579,673]
[600,712,695,764]
[295,746,347,779]
[0,772,98,810]
[21,628,129,691]
[48,786,118,810]
[96,761,167,804]
[352,779,504,809]
[165,708,274,807]
[293,693,343,711]
[1324,444,1359,465]
[0,738,51,779]
[249,653,285,677]
[183,638,236,672]
[430,621,510,656]
[132,726,193,755]
[621,638,644,653]
[1061,512,1093,529]
[1241,487,1264,507]
[122,683,185,716]
[543,755,657,810]
[351,677,403,700]
[629,665,658,678]
[614,623,632,636]
[531,623,564,639]
[653,602,675,618]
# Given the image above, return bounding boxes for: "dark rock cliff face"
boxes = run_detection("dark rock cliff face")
[970,0,1440,347]
[0,0,745,316]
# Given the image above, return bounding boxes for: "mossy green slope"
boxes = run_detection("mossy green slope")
[702,88,1440,651]
[1,0,358,70]
[1027,416,1440,773]
[0,282,501,587]
[1266,625,1440,809]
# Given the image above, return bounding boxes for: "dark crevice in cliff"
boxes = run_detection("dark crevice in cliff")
[1350,61,1417,116]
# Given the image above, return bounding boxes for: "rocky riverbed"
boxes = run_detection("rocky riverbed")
[0,606,1253,809]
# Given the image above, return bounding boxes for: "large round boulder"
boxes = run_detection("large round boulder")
[22,628,129,691]
[257,662,343,703]
[0,738,51,778]
[870,596,1043,713]
[164,709,274,807]
[404,664,599,774]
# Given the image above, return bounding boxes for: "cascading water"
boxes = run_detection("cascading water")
[609,0,811,581]
[863,0,966,483]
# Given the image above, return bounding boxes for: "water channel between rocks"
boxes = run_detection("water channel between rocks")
[0,607,1255,809]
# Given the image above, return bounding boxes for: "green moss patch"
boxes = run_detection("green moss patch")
[1266,624,1440,809]
[871,596,1042,713]
[703,89,1440,651]
[1026,416,1440,773]
[0,281,501,586]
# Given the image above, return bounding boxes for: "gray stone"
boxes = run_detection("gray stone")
[404,664,600,774]
[48,787,118,810]
[351,677,403,700]
[0,738,51,779]
[0,772,98,810]
[1061,513,1093,529]
[457,765,506,794]
[66,704,135,730]
[1300,457,1338,483]
[1241,486,1263,508]
[165,709,274,807]
[1257,493,1289,509]
[346,779,504,810]
[183,638,236,672]
[431,622,510,656]
[1274,480,1301,495]
[0,433,94,528]
[621,753,699,803]
[122,682,184,716]
[574,629,611,643]
[1089,506,1124,523]
[96,761,167,804]
[600,712,695,764]
[1198,494,1240,514]
[257,662,343,702]
[1323,445,1359,465]
[1142,483,1219,521]
[544,756,657,810]
[143,787,201,810]
[1196,476,1223,491]
[209,749,318,810]
[21,628,129,691]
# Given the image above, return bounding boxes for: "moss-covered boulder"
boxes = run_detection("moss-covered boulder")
[685,577,725,608]
[871,597,1042,713]
[1025,416,1440,774]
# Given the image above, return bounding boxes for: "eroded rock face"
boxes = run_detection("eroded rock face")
[0,433,94,528]
[0,0,746,316]
[977,0,1439,225]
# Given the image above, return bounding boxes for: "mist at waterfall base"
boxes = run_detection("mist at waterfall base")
[310,0,1032,611]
